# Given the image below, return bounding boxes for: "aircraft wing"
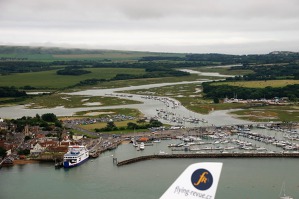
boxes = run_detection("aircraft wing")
[160,162,223,199]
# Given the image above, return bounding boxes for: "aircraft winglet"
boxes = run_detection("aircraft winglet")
[160,162,223,199]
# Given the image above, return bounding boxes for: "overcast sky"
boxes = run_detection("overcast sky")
[0,0,299,54]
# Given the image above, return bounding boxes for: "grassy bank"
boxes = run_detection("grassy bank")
[230,105,299,122]
[23,94,142,108]
[212,80,299,88]
[75,108,143,117]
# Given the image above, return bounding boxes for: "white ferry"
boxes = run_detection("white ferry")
[63,145,89,168]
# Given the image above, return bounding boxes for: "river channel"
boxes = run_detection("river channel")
[0,69,249,127]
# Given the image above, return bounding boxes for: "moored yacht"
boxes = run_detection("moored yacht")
[153,139,161,143]
[139,142,145,150]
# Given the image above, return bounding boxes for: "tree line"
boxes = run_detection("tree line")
[56,65,91,76]
[0,86,27,97]
[202,82,299,101]
[143,52,299,65]
[0,61,52,75]
[182,52,299,65]
[227,63,299,81]
[2,52,298,76]
[10,113,62,132]
[1,51,299,75]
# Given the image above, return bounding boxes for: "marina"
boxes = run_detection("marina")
[1,136,298,199]
[6,123,297,167]
[0,115,299,199]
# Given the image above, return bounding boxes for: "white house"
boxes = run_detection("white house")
[73,135,83,141]
[30,143,46,155]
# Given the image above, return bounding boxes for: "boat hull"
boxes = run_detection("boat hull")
[63,157,89,168]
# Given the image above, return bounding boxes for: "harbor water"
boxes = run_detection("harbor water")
[1,137,299,199]
[0,69,298,198]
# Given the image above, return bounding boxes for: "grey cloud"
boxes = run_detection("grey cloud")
[95,0,299,20]
[0,0,298,54]
[1,0,299,21]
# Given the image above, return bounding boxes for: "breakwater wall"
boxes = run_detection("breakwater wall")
[116,153,299,166]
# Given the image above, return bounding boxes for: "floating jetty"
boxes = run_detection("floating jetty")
[117,153,299,166]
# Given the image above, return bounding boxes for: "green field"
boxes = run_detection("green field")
[0,68,145,89]
[52,51,184,61]
[211,80,299,88]
[94,74,222,90]
[0,53,54,61]
[79,120,136,130]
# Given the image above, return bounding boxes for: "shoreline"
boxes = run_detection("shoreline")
[13,159,40,165]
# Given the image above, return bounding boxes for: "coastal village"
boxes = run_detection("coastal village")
[1,113,299,168]
[0,116,121,167]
